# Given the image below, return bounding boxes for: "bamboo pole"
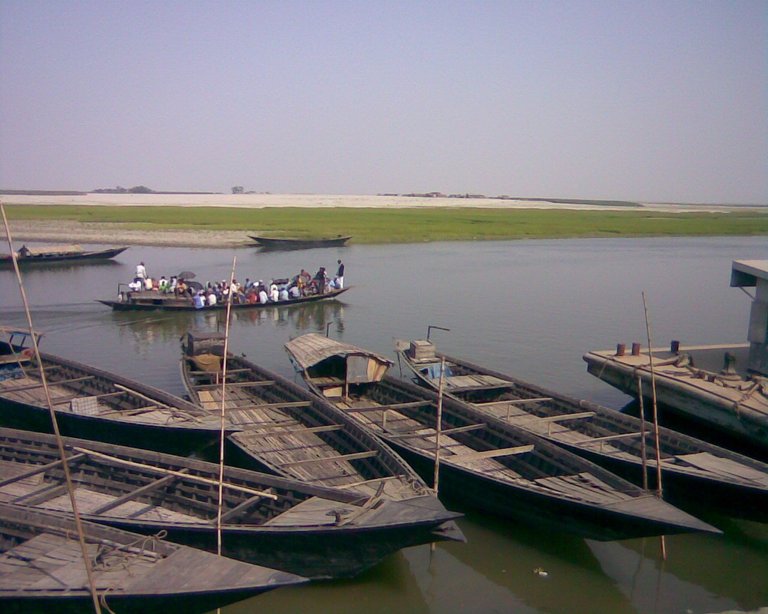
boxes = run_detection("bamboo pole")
[432,357,446,495]
[1,202,102,614]
[71,447,277,499]
[217,257,237,557]
[636,376,649,491]
[642,290,666,561]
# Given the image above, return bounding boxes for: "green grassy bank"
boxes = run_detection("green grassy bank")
[4,205,767,243]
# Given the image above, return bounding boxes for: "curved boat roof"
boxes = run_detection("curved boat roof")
[286,333,393,373]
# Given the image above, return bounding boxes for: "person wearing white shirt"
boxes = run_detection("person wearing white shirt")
[135,262,147,279]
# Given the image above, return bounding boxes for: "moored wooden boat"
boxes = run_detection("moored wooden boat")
[285,333,721,541]
[0,330,233,456]
[0,244,128,266]
[99,285,349,311]
[0,427,457,580]
[0,501,305,614]
[396,339,768,521]
[179,332,464,547]
[584,260,768,449]
[248,235,351,250]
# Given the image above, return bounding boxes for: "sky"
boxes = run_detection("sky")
[0,1,766,204]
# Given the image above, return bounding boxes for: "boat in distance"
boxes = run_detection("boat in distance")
[0,244,128,267]
[0,328,236,456]
[179,331,464,545]
[98,285,349,311]
[285,333,721,541]
[0,501,304,614]
[396,338,768,521]
[0,427,456,580]
[248,235,351,250]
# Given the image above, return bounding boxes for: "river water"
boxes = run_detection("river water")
[1,236,767,613]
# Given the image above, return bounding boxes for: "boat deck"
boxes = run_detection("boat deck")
[332,396,633,505]
[196,386,407,494]
[0,459,203,523]
[0,369,215,427]
[583,344,768,446]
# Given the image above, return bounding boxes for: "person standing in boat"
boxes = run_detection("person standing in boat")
[336,260,345,289]
[135,261,147,280]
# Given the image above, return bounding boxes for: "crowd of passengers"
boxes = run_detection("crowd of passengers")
[126,261,344,307]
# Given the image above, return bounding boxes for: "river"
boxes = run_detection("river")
[1,236,766,613]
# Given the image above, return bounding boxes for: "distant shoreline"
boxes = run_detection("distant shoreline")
[2,195,766,249]
[2,192,764,211]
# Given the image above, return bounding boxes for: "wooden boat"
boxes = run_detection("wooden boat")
[584,260,768,449]
[99,285,349,311]
[285,333,721,541]
[0,501,304,614]
[0,329,233,457]
[248,235,351,250]
[179,331,463,546]
[0,244,128,266]
[396,339,768,521]
[0,427,458,580]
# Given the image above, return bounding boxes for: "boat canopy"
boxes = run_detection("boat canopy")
[285,333,392,385]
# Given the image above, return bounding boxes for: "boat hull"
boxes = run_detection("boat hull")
[0,246,128,267]
[249,235,351,249]
[584,347,768,449]
[100,286,349,311]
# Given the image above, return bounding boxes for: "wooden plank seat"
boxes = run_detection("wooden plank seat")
[190,377,275,388]
[90,470,190,515]
[345,400,434,414]
[386,423,485,439]
[448,445,535,461]
[0,454,87,488]
[281,450,378,467]
[0,375,95,393]
[475,397,554,406]
[505,411,597,425]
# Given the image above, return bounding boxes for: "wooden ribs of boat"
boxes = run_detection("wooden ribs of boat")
[286,333,721,540]
[0,500,305,614]
[397,339,768,521]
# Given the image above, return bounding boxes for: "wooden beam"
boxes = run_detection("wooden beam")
[90,470,189,515]
[450,383,517,394]
[72,447,278,500]
[13,483,70,506]
[247,424,344,435]
[191,378,274,389]
[0,453,86,487]
[508,411,596,424]
[449,444,535,461]
[218,492,274,522]
[346,400,433,413]
[579,432,643,445]
[281,450,378,467]
[387,423,485,440]
[0,375,94,393]
[475,397,553,406]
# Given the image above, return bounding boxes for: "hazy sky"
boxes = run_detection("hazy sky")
[1,1,765,203]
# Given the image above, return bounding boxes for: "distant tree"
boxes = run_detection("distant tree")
[129,185,153,193]
[232,186,244,194]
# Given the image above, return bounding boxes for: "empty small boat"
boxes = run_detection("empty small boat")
[285,333,720,541]
[397,338,768,521]
[0,501,304,614]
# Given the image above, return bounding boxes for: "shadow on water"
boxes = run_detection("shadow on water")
[222,551,432,614]
[588,521,768,613]
[435,512,636,614]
